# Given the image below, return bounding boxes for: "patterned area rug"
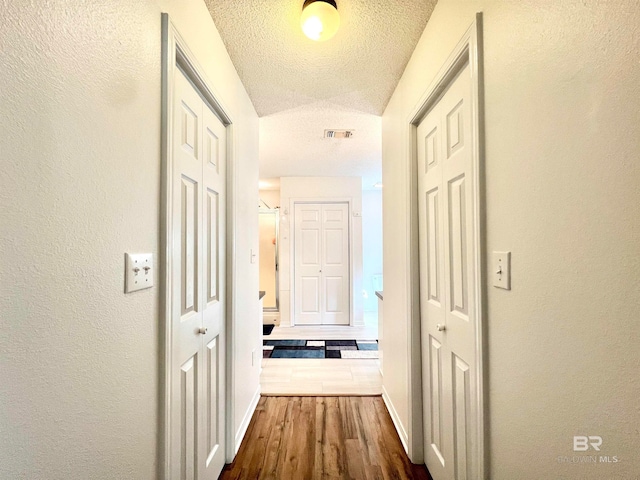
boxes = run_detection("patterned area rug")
[262,324,275,336]
[263,340,379,359]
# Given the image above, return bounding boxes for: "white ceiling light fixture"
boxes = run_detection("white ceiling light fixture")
[301,0,340,42]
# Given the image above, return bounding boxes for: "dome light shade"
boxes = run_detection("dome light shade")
[301,0,340,42]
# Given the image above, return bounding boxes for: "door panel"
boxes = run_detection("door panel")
[181,176,198,315]
[294,204,322,324]
[425,126,439,172]
[426,188,441,304]
[205,336,220,467]
[452,354,471,480]
[301,229,320,265]
[171,69,205,480]
[320,204,349,324]
[206,189,219,303]
[199,81,226,480]
[428,335,444,465]
[180,355,197,480]
[324,229,344,265]
[171,68,226,480]
[301,277,320,313]
[418,62,477,480]
[324,276,343,313]
[294,203,350,325]
[447,175,468,319]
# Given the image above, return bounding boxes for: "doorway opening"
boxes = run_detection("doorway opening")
[258,182,382,396]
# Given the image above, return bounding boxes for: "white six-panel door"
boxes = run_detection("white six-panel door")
[294,203,350,325]
[418,62,478,480]
[170,68,226,480]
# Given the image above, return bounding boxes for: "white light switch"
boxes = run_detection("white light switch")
[492,251,511,290]
[125,253,154,293]
[250,249,257,264]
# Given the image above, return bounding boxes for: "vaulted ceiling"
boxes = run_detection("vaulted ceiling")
[205,0,438,188]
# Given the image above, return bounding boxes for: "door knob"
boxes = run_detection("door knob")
[436,324,446,332]
[198,327,208,335]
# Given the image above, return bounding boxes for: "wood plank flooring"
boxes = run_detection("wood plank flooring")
[220,396,432,480]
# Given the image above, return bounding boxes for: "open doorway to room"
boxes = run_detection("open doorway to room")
[258,175,383,395]
[247,50,385,394]
[258,202,279,327]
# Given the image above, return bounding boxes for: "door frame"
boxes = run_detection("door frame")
[407,14,486,477]
[289,198,353,327]
[160,14,237,479]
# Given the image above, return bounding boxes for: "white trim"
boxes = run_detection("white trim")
[225,126,237,464]
[407,13,486,479]
[382,386,409,454]
[289,198,354,327]
[160,13,237,479]
[234,387,261,455]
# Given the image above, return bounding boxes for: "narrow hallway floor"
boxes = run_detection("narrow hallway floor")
[219,396,432,480]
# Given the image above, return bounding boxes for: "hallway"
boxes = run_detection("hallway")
[3,1,639,479]
[220,396,432,480]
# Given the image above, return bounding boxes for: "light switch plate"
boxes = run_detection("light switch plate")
[125,253,154,293]
[492,251,511,290]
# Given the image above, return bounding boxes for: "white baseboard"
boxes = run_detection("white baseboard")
[263,311,280,325]
[382,385,408,454]
[234,386,261,454]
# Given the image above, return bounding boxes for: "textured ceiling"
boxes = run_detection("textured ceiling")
[204,0,437,189]
[259,101,383,189]
[205,0,438,116]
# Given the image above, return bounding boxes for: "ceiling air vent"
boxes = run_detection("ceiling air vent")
[324,129,354,139]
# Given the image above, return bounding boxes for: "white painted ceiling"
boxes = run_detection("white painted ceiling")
[205,0,438,189]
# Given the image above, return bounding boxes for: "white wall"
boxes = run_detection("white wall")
[279,177,364,326]
[258,212,277,309]
[259,189,281,209]
[382,0,640,477]
[0,1,260,478]
[362,190,383,313]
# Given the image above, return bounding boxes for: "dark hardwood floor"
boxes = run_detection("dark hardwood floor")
[220,396,433,480]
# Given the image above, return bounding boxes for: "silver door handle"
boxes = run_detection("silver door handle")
[198,327,208,335]
[436,324,446,332]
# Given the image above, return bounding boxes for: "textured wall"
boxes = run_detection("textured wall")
[381,98,411,452]
[0,0,260,478]
[383,0,640,477]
